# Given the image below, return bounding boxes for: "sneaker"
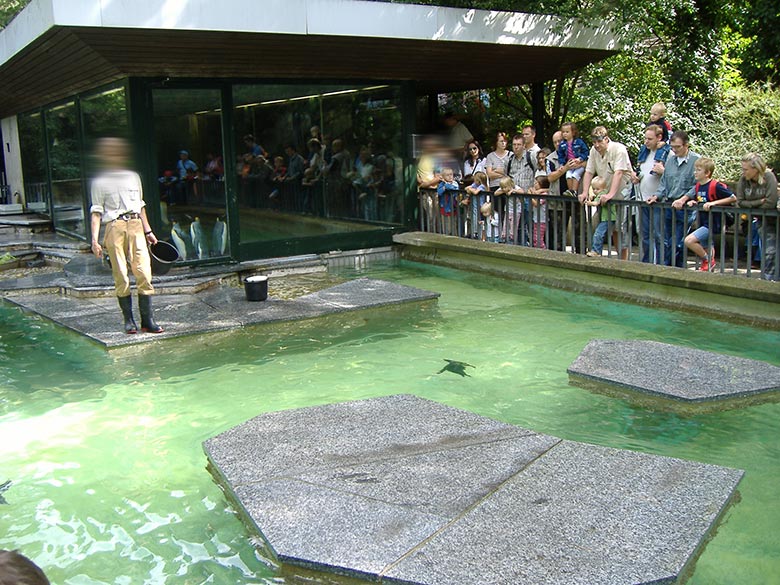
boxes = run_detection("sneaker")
[700,258,716,272]
[586,250,600,257]
[563,189,575,198]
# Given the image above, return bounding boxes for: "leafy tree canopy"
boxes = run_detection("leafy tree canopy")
[0,0,29,29]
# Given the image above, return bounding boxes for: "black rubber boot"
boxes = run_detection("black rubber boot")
[117,295,137,334]
[138,294,164,333]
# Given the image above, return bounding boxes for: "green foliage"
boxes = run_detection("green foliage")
[567,53,679,154]
[739,0,780,83]
[690,83,780,181]
[0,0,29,28]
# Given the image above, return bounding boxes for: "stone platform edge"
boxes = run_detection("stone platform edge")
[567,370,780,414]
[394,232,780,329]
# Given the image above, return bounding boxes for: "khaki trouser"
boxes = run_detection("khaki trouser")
[104,218,154,297]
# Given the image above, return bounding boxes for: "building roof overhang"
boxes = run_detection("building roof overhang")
[0,0,620,117]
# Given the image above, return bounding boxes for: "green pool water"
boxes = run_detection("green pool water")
[1,261,778,585]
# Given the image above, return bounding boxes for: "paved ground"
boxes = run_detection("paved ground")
[204,394,744,585]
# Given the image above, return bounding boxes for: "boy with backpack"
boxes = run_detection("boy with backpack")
[673,157,736,271]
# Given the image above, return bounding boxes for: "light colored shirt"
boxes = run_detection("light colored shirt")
[417,154,436,189]
[177,158,198,179]
[585,140,631,197]
[90,170,145,223]
[463,157,485,178]
[449,121,474,149]
[485,150,511,188]
[638,153,660,201]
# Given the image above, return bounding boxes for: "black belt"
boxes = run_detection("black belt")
[117,212,140,221]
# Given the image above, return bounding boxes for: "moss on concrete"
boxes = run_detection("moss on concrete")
[394,232,780,329]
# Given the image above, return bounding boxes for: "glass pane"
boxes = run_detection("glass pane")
[82,86,128,155]
[152,88,227,261]
[322,85,404,224]
[232,83,404,247]
[45,101,84,235]
[18,112,49,214]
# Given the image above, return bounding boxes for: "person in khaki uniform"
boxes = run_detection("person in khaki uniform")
[90,137,163,334]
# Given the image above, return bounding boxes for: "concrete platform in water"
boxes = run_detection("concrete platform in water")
[203,394,743,585]
[568,339,780,413]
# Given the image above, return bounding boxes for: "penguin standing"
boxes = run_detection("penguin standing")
[171,221,188,261]
[190,216,208,259]
[212,216,227,256]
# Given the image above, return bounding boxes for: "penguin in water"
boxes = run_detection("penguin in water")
[212,216,227,256]
[171,220,188,261]
[190,216,208,259]
[437,359,475,377]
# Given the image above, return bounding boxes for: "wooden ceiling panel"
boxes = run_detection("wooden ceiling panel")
[0,26,614,116]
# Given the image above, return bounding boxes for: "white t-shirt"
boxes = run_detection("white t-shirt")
[638,154,661,201]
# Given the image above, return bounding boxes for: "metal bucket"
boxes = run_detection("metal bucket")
[149,241,180,275]
[244,275,268,301]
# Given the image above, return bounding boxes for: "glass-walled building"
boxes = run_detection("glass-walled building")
[0,0,614,263]
[16,79,410,260]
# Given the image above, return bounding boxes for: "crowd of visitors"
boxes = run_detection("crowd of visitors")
[417,104,780,280]
[158,126,402,223]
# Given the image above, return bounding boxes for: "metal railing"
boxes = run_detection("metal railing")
[418,188,780,281]
[23,182,50,213]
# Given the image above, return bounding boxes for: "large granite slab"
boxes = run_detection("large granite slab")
[203,394,743,585]
[568,339,780,411]
[1,278,438,349]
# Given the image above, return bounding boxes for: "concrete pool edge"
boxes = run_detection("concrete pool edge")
[394,232,780,329]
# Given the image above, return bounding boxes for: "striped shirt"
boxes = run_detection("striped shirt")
[485,150,511,189]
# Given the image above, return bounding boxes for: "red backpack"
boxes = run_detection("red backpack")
[694,180,727,203]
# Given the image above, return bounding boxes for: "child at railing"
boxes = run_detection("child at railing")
[529,175,550,249]
[673,157,736,272]
[586,176,619,257]
[480,197,500,242]
[465,171,488,239]
[495,176,520,243]
[557,122,589,198]
[437,167,461,236]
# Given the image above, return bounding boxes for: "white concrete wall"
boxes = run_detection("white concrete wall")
[1,0,618,68]
[1,116,25,205]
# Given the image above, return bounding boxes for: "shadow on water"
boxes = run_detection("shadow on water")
[105,301,441,381]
